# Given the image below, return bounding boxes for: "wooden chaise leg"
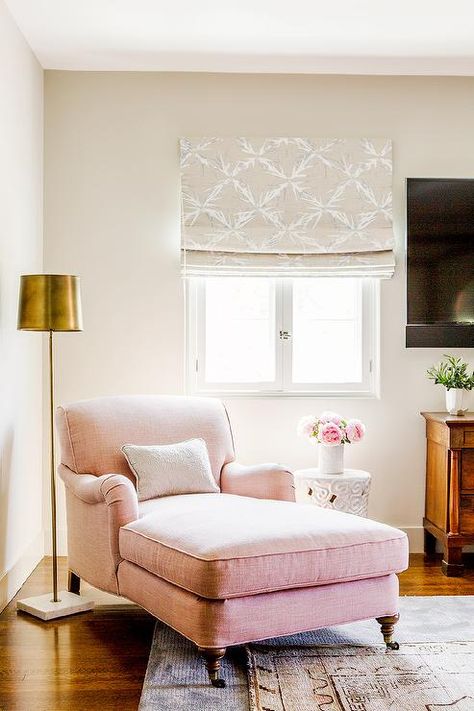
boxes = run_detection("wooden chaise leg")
[376,613,400,650]
[198,647,227,688]
[68,570,81,595]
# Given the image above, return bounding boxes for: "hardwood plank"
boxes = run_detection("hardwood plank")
[1,554,474,710]
[0,558,154,711]
[398,552,474,595]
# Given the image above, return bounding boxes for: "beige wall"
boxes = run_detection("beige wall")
[0,1,43,608]
[44,71,474,552]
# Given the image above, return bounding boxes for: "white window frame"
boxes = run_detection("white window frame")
[186,277,380,398]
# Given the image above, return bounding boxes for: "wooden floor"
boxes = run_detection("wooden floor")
[1,554,474,711]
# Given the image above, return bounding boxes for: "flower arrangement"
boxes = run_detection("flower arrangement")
[297,411,366,447]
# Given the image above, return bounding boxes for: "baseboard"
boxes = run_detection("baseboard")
[400,526,424,553]
[0,531,44,613]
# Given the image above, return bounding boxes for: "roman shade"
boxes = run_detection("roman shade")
[180,137,394,278]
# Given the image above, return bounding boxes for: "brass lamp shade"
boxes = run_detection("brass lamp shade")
[17,274,83,332]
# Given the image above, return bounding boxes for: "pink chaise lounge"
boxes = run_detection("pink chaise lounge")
[57,395,409,687]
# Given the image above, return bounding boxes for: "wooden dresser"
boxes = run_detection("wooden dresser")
[421,412,474,576]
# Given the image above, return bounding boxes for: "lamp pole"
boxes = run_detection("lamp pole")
[49,329,59,603]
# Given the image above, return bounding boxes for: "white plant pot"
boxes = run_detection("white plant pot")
[445,388,468,416]
[319,444,344,475]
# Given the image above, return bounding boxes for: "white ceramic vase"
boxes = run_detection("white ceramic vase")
[445,388,468,416]
[319,444,344,475]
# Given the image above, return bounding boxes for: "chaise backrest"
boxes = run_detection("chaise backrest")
[56,395,235,485]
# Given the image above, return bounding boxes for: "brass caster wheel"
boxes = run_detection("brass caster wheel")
[199,646,227,688]
[377,614,400,652]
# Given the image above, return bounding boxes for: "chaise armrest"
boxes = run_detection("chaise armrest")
[220,461,295,502]
[59,464,139,524]
[59,464,139,592]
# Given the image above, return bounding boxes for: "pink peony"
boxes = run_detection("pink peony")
[319,410,343,425]
[319,421,343,446]
[345,419,365,443]
[297,415,317,439]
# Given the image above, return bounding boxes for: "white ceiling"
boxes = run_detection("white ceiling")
[6,0,474,75]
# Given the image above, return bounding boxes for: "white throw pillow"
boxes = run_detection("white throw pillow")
[121,438,220,501]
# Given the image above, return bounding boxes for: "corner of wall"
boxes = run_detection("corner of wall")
[0,532,44,612]
[0,0,45,608]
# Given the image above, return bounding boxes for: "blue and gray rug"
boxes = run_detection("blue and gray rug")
[139,596,474,710]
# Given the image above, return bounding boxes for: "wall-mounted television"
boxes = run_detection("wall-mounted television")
[406,178,474,348]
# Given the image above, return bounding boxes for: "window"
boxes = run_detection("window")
[187,277,379,397]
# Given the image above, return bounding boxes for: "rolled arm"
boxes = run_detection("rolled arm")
[60,464,139,522]
[220,461,295,502]
[59,464,139,593]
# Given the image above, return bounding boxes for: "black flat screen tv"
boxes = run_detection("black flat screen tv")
[406,178,474,347]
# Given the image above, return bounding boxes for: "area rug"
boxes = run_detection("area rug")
[139,596,474,711]
[248,641,474,710]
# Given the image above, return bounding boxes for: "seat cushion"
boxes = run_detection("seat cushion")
[119,493,408,600]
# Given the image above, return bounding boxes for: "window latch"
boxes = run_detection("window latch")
[279,330,292,340]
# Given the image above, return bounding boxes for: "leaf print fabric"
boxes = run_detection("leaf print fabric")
[180,137,394,278]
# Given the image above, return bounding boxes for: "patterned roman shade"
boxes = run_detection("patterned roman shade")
[180,137,394,278]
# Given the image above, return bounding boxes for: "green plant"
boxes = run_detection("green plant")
[427,355,474,391]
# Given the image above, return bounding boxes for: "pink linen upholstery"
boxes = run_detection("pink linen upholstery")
[118,561,400,648]
[60,463,138,593]
[57,393,408,680]
[221,461,295,502]
[56,395,235,484]
[119,493,408,599]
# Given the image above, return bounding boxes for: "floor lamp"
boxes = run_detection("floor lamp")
[16,274,94,620]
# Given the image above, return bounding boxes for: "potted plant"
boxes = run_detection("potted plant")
[427,355,474,415]
[297,411,365,475]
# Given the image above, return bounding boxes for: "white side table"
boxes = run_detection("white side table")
[293,468,371,517]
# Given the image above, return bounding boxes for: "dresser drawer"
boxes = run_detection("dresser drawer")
[460,496,474,533]
[464,429,474,447]
[461,450,474,490]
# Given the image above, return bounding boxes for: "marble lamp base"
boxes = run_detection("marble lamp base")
[17,591,95,621]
